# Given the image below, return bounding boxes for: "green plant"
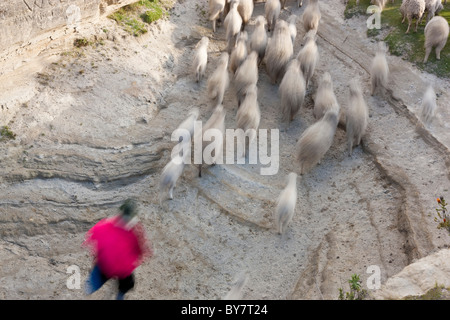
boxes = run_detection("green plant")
[73,38,91,47]
[107,0,171,36]
[0,126,16,141]
[434,196,449,233]
[338,274,368,300]
[344,0,450,78]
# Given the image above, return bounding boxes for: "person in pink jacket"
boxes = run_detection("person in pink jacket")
[83,199,153,300]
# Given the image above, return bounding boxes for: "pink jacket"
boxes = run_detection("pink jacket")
[84,216,152,279]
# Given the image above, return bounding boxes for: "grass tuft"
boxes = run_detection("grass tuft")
[344,0,450,78]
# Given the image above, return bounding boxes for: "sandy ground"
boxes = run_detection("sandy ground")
[0,0,450,300]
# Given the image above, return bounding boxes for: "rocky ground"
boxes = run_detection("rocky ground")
[0,0,449,300]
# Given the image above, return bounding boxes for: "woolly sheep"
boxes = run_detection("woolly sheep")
[175,107,200,143]
[193,36,209,83]
[296,30,318,88]
[400,0,426,34]
[229,31,248,74]
[424,15,449,62]
[288,14,298,45]
[207,52,230,107]
[265,19,294,84]
[346,80,369,156]
[420,85,437,126]
[295,109,339,175]
[265,0,281,33]
[234,51,259,106]
[236,84,261,158]
[249,15,268,66]
[195,104,226,177]
[159,153,187,205]
[237,0,254,31]
[370,42,389,96]
[275,172,298,235]
[209,0,226,32]
[424,0,444,24]
[279,59,306,128]
[302,0,321,33]
[224,0,243,53]
[313,72,339,120]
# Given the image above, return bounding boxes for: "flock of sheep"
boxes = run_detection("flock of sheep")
[159,0,447,240]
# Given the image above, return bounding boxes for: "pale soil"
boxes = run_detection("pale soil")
[0,0,449,300]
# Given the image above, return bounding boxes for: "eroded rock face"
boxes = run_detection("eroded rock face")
[0,0,136,75]
[372,249,450,300]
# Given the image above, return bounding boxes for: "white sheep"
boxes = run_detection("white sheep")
[370,41,389,96]
[237,0,254,31]
[224,0,243,53]
[400,0,426,34]
[302,0,321,33]
[193,36,209,83]
[420,85,437,126]
[313,72,339,120]
[424,0,444,23]
[288,14,298,45]
[423,15,449,62]
[195,104,226,177]
[279,59,306,128]
[265,0,281,33]
[295,109,339,175]
[236,84,261,158]
[234,51,259,106]
[159,152,187,206]
[249,15,268,66]
[345,80,369,156]
[175,107,200,143]
[209,0,226,32]
[296,30,319,88]
[265,19,294,84]
[229,31,248,74]
[275,172,298,235]
[207,52,230,107]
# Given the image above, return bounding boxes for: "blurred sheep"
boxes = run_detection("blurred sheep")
[275,172,298,235]
[302,0,321,33]
[279,59,306,128]
[229,31,248,74]
[265,19,294,84]
[193,36,209,83]
[249,16,268,66]
[295,109,339,175]
[296,30,319,89]
[207,52,230,107]
[234,51,259,106]
[313,72,339,120]
[224,0,243,53]
[420,85,437,127]
[423,15,449,62]
[370,42,389,96]
[346,80,369,156]
[265,0,281,33]
[237,0,254,31]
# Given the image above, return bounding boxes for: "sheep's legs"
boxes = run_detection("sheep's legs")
[169,186,174,200]
[424,47,432,63]
[435,42,446,60]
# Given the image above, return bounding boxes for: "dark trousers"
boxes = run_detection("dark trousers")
[86,264,135,299]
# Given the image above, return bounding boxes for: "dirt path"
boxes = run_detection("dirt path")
[0,0,449,300]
